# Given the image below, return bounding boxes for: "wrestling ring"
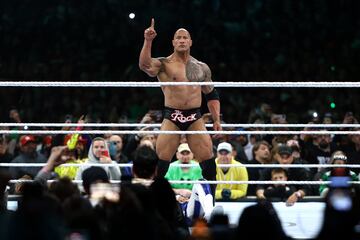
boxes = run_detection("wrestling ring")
[1,81,360,239]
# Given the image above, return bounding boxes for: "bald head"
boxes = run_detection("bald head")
[172,28,192,53]
[174,28,191,39]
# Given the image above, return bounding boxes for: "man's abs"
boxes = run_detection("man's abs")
[157,57,204,109]
[163,87,202,109]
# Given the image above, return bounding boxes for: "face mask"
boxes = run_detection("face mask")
[108,142,117,158]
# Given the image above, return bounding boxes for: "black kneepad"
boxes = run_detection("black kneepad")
[199,158,216,180]
[157,159,170,177]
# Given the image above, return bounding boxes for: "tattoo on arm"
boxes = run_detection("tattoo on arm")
[186,60,204,82]
[201,63,214,94]
[157,57,167,73]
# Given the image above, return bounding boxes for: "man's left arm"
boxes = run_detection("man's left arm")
[201,63,221,131]
[230,166,248,199]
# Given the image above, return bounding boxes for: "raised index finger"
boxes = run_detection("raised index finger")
[150,18,155,29]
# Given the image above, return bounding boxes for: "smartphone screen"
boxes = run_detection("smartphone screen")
[101,150,110,157]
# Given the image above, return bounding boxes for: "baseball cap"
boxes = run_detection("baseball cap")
[331,153,347,164]
[277,145,293,155]
[177,143,191,153]
[20,135,36,146]
[217,142,232,153]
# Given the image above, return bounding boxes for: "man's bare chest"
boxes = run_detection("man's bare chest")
[162,61,205,82]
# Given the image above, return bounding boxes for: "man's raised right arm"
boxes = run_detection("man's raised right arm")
[139,18,162,77]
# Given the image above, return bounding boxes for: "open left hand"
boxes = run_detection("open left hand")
[212,120,222,139]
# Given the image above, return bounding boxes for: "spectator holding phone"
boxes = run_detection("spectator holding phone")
[75,137,121,181]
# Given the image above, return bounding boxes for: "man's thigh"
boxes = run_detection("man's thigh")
[186,119,214,161]
[156,119,181,160]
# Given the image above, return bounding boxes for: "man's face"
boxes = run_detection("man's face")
[61,149,76,162]
[217,150,232,164]
[142,134,156,147]
[109,135,123,152]
[255,144,270,162]
[21,142,37,155]
[277,153,294,164]
[236,135,248,146]
[92,140,106,158]
[172,29,192,53]
[316,134,331,149]
[176,150,193,164]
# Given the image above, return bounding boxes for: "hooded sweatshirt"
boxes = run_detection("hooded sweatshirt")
[75,138,121,180]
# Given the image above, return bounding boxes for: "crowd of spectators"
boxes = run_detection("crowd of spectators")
[0,131,360,239]
[1,108,360,198]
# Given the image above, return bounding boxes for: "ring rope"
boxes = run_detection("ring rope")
[0,130,359,135]
[1,163,360,168]
[1,81,360,88]
[7,179,360,185]
[1,123,360,128]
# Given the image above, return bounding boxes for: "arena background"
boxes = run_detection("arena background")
[0,0,359,123]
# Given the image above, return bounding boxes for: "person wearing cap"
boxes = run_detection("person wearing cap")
[33,144,84,181]
[63,115,90,162]
[9,135,47,180]
[52,123,89,179]
[215,142,248,200]
[165,143,203,197]
[164,143,215,222]
[256,144,310,206]
[165,143,203,193]
[318,151,358,197]
[134,144,214,223]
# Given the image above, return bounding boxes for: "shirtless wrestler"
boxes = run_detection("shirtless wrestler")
[139,18,222,196]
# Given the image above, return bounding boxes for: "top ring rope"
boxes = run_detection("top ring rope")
[1,81,360,88]
[1,123,360,128]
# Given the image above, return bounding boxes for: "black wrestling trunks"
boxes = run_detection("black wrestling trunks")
[163,107,202,131]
